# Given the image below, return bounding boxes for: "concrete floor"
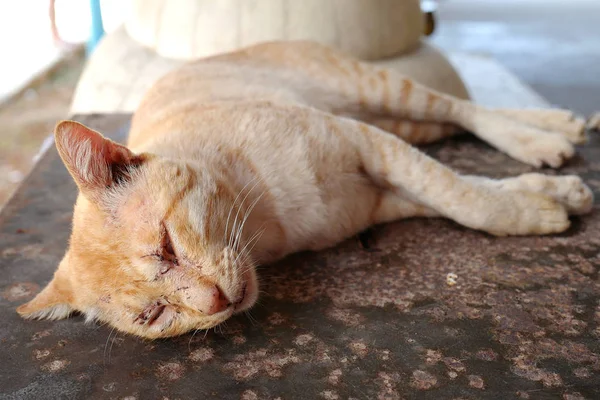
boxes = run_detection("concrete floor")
[431,0,600,116]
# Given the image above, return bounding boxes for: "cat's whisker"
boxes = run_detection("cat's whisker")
[234,248,256,275]
[226,179,252,249]
[237,260,256,277]
[224,176,259,248]
[240,256,260,278]
[244,232,266,265]
[102,328,111,365]
[103,326,116,365]
[237,253,260,277]
[234,224,266,267]
[232,189,267,253]
[213,320,227,336]
[228,177,262,249]
[235,251,256,275]
[230,179,265,251]
[242,222,267,249]
[244,310,258,327]
[246,228,266,255]
[188,328,200,351]
[108,330,119,365]
[233,192,265,252]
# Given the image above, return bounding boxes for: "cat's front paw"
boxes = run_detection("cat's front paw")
[556,175,594,215]
[484,191,570,236]
[508,173,594,215]
[509,131,575,168]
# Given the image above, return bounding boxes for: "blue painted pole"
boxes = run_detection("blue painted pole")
[87,0,105,55]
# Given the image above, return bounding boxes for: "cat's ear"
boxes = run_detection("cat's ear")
[17,274,74,320]
[54,120,145,201]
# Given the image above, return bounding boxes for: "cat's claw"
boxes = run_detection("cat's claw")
[551,113,587,144]
[510,132,575,168]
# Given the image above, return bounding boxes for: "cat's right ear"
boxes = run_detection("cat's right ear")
[54,120,146,203]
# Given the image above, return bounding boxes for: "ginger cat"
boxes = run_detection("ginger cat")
[18,41,595,339]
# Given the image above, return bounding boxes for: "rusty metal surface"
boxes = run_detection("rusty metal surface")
[1,114,600,400]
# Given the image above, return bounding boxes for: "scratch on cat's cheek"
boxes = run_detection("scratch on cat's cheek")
[99,294,111,303]
[172,286,190,294]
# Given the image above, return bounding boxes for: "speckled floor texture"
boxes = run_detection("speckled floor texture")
[1,115,599,399]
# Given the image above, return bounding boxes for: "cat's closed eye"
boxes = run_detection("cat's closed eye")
[161,225,178,265]
[144,224,179,275]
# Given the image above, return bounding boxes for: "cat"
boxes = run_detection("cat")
[18,41,595,339]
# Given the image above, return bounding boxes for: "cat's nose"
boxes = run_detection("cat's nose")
[204,285,231,315]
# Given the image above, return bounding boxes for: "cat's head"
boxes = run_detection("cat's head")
[17,121,258,338]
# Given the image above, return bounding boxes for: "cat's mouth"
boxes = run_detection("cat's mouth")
[232,272,258,313]
[234,283,247,307]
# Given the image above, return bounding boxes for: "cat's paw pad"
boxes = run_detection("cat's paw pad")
[511,132,575,168]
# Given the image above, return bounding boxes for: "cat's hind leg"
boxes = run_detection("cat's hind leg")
[273,43,584,167]
[366,112,582,156]
[369,109,589,156]
[341,67,580,167]
[233,41,584,167]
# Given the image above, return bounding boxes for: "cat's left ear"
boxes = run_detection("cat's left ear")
[54,120,145,202]
[17,272,74,320]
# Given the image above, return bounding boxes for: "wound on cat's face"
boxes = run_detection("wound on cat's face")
[17,121,258,338]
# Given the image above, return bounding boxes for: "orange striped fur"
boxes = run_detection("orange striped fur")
[18,41,594,339]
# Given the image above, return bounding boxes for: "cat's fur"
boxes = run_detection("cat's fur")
[18,41,594,339]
